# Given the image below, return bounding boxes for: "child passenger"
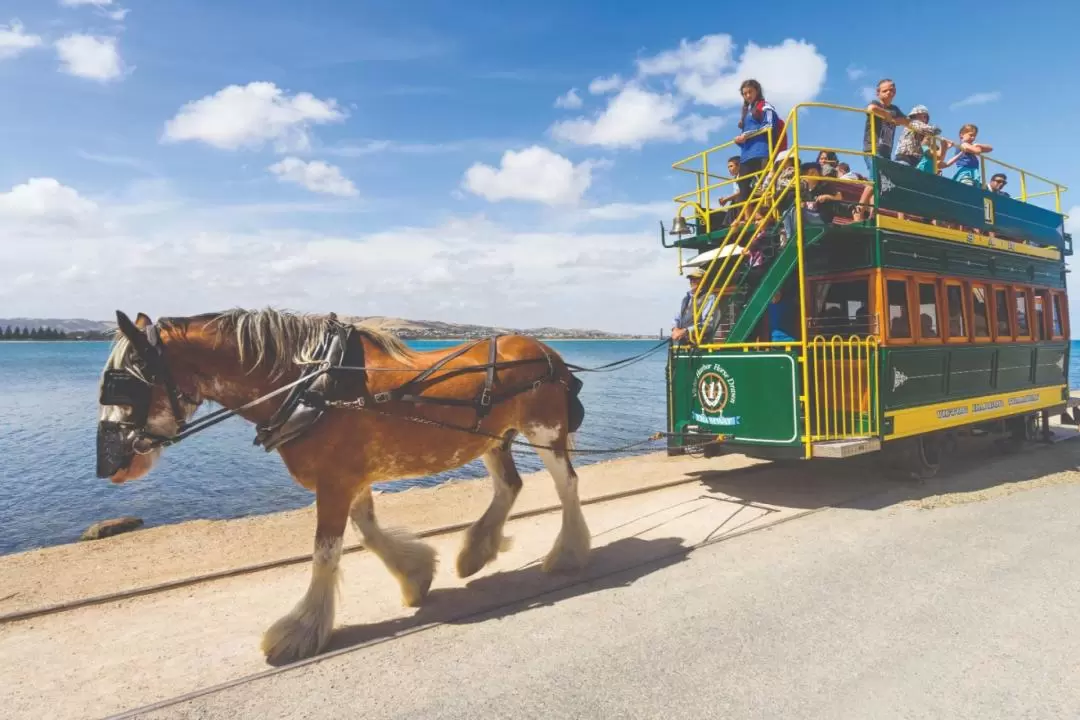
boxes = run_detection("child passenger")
[940,123,993,186]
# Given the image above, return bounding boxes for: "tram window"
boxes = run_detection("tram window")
[994,289,1012,337]
[887,280,911,338]
[972,286,990,338]
[946,284,966,339]
[1015,290,1030,337]
[917,283,939,339]
[813,279,870,332]
[1034,292,1047,341]
[1052,294,1065,337]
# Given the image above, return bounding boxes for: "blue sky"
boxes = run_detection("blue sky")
[0,0,1077,333]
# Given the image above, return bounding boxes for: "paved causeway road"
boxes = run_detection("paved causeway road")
[135,441,1080,720]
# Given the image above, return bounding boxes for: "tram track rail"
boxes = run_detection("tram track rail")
[103,477,892,720]
[0,461,778,627]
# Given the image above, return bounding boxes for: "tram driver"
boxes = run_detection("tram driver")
[671,266,722,345]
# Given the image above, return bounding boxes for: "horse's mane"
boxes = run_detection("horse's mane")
[202,308,415,378]
[106,307,415,382]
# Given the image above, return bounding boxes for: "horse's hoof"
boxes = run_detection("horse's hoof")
[456,531,505,578]
[541,525,591,574]
[401,567,434,607]
[261,612,331,665]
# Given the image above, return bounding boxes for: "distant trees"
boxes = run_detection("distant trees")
[0,326,71,340]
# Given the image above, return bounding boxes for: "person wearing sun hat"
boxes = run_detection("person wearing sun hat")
[671,266,721,344]
[894,104,944,170]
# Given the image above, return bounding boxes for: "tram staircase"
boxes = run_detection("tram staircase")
[692,173,827,345]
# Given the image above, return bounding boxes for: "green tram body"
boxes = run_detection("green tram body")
[664,104,1072,475]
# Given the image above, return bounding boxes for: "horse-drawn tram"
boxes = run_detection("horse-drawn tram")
[663,102,1072,478]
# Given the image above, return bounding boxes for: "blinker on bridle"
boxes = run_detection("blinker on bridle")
[99,314,198,455]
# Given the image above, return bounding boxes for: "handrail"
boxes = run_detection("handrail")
[671,126,773,231]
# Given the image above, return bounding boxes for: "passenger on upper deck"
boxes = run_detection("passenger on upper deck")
[862,79,910,170]
[733,79,783,202]
[989,172,1010,196]
[853,78,911,221]
[836,162,865,181]
[714,156,743,227]
[817,151,839,178]
[940,123,993,186]
[894,104,943,169]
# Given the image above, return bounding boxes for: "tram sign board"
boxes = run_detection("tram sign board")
[669,350,801,446]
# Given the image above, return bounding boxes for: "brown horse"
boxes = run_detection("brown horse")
[96,307,591,664]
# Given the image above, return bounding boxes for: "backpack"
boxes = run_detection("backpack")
[753,100,788,155]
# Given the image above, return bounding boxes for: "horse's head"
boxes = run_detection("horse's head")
[96,310,203,483]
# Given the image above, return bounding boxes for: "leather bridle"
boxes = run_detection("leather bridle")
[96,318,199,477]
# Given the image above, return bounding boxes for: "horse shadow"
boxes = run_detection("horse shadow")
[321,534,690,658]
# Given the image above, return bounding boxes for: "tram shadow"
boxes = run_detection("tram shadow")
[321,534,689,658]
[686,434,1080,513]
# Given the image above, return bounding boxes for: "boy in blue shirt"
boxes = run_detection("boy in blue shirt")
[941,123,994,186]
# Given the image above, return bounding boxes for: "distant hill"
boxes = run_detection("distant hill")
[0,318,113,333]
[0,316,654,340]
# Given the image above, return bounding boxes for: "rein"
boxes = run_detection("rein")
[108,318,675,456]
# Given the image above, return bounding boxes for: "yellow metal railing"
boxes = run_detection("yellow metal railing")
[978,154,1067,211]
[671,127,773,237]
[807,335,880,441]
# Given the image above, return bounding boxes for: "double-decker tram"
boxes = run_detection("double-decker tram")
[662,102,1072,478]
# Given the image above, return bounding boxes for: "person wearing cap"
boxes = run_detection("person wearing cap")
[894,104,943,168]
[671,267,722,344]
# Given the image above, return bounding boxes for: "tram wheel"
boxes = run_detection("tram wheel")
[996,414,1035,454]
[881,434,942,481]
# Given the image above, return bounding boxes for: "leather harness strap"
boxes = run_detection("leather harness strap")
[368,334,557,429]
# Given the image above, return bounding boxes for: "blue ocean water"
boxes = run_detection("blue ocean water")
[0,339,669,556]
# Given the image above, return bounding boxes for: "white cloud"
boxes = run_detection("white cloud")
[60,0,114,5]
[859,86,877,103]
[268,157,358,197]
[646,36,828,111]
[0,184,680,334]
[846,65,866,81]
[588,75,623,94]
[0,20,43,60]
[549,34,823,151]
[950,91,1001,110]
[0,178,99,225]
[637,34,735,78]
[462,145,593,205]
[554,88,583,109]
[55,34,125,81]
[551,85,723,149]
[162,82,346,152]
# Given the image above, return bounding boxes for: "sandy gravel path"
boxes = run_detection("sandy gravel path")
[3,428,1079,720]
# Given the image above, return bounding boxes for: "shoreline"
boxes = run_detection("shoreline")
[0,450,766,617]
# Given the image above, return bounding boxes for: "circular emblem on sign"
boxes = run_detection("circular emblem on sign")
[697,371,729,414]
